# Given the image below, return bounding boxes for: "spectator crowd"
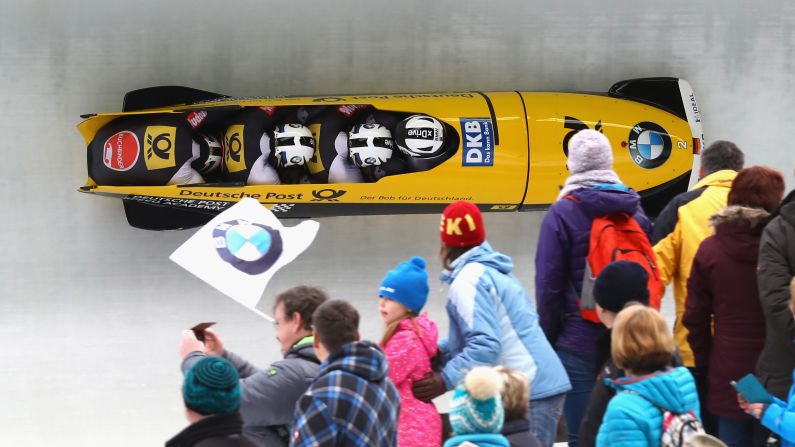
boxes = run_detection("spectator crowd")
[169,130,795,447]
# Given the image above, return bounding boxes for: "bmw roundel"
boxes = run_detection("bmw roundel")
[213,219,283,275]
[627,122,672,169]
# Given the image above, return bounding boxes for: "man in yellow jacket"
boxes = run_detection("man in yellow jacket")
[652,140,744,435]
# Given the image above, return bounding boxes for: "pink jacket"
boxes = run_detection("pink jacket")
[383,313,442,447]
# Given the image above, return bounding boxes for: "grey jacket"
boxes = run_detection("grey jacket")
[182,337,320,447]
[756,197,795,400]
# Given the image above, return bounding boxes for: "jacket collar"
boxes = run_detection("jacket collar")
[691,169,736,190]
[166,412,244,447]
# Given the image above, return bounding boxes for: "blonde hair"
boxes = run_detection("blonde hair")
[612,304,676,375]
[494,366,529,420]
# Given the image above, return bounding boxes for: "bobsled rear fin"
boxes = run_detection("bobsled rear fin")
[122,86,228,112]
[608,77,687,121]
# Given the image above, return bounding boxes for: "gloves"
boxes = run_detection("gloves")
[412,371,447,403]
[430,350,445,372]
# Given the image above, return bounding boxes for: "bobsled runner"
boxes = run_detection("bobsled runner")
[77,78,704,230]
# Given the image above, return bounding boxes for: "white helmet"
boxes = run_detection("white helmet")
[395,115,446,158]
[273,123,316,168]
[348,123,394,167]
[194,134,223,175]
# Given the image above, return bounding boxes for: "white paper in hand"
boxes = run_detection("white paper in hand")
[170,198,319,318]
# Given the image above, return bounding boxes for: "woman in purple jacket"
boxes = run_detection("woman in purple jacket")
[534,129,651,447]
[683,166,785,447]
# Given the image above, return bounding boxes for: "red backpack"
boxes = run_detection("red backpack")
[567,196,663,323]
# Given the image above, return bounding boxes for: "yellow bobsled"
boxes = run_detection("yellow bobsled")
[77,77,704,230]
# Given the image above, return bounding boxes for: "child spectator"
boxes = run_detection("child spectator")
[596,305,701,446]
[445,366,510,447]
[379,256,442,447]
[494,366,542,447]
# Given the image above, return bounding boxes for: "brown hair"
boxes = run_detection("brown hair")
[728,166,785,213]
[612,304,676,375]
[439,243,473,271]
[312,299,360,355]
[273,286,329,331]
[380,312,420,347]
[494,366,530,421]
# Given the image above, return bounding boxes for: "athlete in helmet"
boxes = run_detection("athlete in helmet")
[347,123,399,183]
[191,134,223,181]
[88,113,209,186]
[271,123,316,184]
[394,114,457,173]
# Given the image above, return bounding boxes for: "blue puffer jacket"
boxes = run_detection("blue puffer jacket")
[761,368,795,446]
[535,185,651,360]
[439,242,571,400]
[444,433,510,447]
[596,367,700,447]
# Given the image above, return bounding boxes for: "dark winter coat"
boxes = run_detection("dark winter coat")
[290,341,400,447]
[502,419,542,447]
[166,412,260,447]
[683,205,770,419]
[757,195,795,401]
[535,185,651,360]
[182,337,321,446]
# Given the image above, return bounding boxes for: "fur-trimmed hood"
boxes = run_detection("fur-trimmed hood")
[708,205,769,263]
[710,205,771,229]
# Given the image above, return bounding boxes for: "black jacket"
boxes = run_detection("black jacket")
[182,338,321,446]
[756,194,795,400]
[166,412,260,447]
[502,419,541,447]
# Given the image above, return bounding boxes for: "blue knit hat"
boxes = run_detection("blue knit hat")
[379,256,429,314]
[449,367,505,436]
[183,356,241,416]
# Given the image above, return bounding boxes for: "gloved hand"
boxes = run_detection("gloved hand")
[430,350,445,372]
[412,371,447,403]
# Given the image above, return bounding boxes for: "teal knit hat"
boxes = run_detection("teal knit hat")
[449,366,505,435]
[183,356,241,416]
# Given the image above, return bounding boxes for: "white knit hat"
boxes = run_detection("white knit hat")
[567,129,614,174]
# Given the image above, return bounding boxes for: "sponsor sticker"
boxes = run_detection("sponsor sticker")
[186,111,208,129]
[224,125,247,173]
[143,126,177,170]
[103,130,140,171]
[627,122,672,169]
[460,118,494,166]
[306,123,324,174]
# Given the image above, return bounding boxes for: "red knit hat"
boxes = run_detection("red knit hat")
[440,201,485,247]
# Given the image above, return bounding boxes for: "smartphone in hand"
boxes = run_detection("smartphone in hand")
[191,322,216,342]
[731,374,773,404]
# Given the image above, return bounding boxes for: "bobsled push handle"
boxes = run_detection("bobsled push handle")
[122,86,228,112]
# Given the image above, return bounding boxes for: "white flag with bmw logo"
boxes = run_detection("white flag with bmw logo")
[170,198,319,320]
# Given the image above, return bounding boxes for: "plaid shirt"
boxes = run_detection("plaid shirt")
[290,341,400,447]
